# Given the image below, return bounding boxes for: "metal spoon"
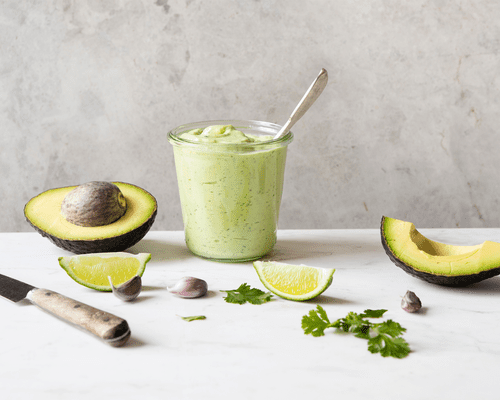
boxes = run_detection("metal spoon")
[274,68,328,140]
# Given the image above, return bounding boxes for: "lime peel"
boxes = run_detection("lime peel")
[253,261,335,301]
[58,252,151,292]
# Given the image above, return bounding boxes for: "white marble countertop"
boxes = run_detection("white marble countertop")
[1,229,499,399]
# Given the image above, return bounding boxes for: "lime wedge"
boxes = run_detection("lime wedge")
[58,252,151,291]
[253,261,335,301]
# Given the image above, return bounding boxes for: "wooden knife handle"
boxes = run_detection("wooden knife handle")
[27,288,131,347]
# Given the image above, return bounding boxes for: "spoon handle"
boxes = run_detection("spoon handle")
[274,68,328,140]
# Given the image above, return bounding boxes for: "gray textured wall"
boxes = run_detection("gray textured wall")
[2,0,500,233]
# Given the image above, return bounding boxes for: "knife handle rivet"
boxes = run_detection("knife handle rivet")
[74,304,81,308]
[45,292,52,296]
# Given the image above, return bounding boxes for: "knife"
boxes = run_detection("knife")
[0,273,131,347]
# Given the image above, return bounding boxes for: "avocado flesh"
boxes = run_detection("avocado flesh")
[25,182,157,254]
[381,216,500,286]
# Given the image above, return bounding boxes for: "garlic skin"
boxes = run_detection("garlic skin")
[401,290,422,313]
[109,275,142,302]
[168,277,208,298]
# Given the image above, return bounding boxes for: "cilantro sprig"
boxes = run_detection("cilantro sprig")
[221,283,273,305]
[301,305,410,358]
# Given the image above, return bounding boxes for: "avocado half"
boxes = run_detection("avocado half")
[381,216,500,286]
[24,182,157,254]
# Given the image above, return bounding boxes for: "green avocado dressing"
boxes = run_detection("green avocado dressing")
[172,124,288,261]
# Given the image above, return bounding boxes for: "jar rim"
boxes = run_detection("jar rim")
[167,119,294,148]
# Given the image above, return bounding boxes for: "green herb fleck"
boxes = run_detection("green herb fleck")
[302,305,410,359]
[179,315,206,322]
[221,283,273,305]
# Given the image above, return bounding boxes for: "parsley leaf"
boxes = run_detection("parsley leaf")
[331,311,371,338]
[368,335,410,358]
[220,283,273,305]
[302,306,410,359]
[368,319,410,358]
[301,305,334,337]
[375,319,406,337]
[360,309,388,318]
[179,315,206,322]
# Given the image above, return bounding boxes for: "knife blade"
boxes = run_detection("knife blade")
[0,273,131,347]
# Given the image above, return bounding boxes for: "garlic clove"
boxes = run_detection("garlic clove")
[109,275,142,302]
[401,290,422,313]
[167,276,208,298]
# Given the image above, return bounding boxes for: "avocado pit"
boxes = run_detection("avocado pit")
[61,182,127,227]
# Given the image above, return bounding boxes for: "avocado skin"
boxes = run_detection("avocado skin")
[380,216,500,287]
[26,209,157,254]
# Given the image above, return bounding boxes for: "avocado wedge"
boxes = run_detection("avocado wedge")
[25,182,157,254]
[381,216,500,286]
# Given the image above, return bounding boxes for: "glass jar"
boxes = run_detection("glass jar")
[168,120,293,262]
